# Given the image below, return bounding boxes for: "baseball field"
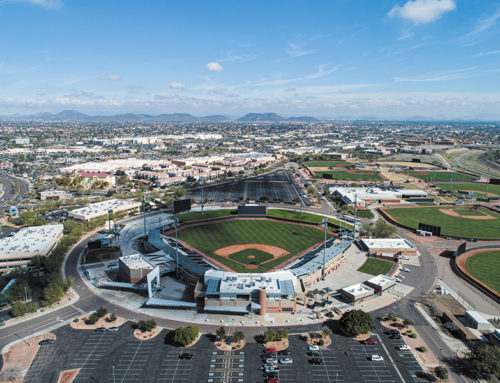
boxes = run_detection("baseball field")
[433,182,500,197]
[176,218,332,273]
[409,171,476,182]
[464,250,500,294]
[382,206,500,239]
[314,170,384,181]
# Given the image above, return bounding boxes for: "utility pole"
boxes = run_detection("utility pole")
[321,218,328,280]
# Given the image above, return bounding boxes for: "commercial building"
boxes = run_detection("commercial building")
[118,254,154,284]
[39,190,67,201]
[340,274,395,303]
[0,225,64,269]
[68,199,141,221]
[360,238,419,257]
[76,172,116,189]
[465,310,491,331]
[330,187,427,208]
[364,274,396,294]
[203,270,302,315]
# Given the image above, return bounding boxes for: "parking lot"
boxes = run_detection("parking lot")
[23,323,427,383]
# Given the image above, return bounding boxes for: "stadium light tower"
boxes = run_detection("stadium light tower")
[174,217,180,278]
[142,195,147,238]
[201,178,204,216]
[321,218,328,280]
[485,168,490,199]
[353,194,358,240]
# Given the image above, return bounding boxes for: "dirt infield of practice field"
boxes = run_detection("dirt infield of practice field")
[215,244,290,270]
[439,208,496,220]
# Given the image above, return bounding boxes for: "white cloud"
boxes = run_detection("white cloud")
[253,64,339,86]
[169,81,186,89]
[473,49,500,57]
[466,7,500,37]
[285,42,315,57]
[389,0,456,24]
[206,62,223,72]
[393,67,481,82]
[104,75,122,81]
[1,0,62,9]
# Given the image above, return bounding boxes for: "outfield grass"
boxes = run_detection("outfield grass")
[409,171,476,182]
[177,219,332,273]
[314,170,384,181]
[383,206,500,239]
[357,258,394,276]
[229,249,274,265]
[465,251,500,294]
[305,160,353,167]
[267,209,354,230]
[433,182,500,196]
[174,209,235,223]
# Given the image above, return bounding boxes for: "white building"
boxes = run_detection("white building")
[360,238,419,257]
[68,199,141,221]
[330,187,427,208]
[0,225,64,269]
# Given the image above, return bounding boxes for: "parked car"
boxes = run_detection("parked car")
[371,354,384,361]
[391,335,402,340]
[265,358,277,364]
[363,338,378,344]
[308,345,320,351]
[279,358,293,364]
[267,378,279,383]
[278,350,291,356]
[265,371,278,378]
[397,345,411,351]
[264,366,279,373]
[309,350,321,357]
[309,357,323,364]
[39,339,55,345]
[107,327,119,332]
[179,353,194,360]
[401,267,410,272]
[95,327,107,332]
[264,348,276,354]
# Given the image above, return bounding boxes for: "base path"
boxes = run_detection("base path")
[439,208,495,220]
[214,244,289,257]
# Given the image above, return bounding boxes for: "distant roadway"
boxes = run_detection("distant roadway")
[0,173,31,207]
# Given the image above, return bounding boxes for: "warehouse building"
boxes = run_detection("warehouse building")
[0,225,64,269]
[68,199,141,221]
[330,187,427,208]
[203,270,303,315]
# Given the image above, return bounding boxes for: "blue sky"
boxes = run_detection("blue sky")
[0,0,499,119]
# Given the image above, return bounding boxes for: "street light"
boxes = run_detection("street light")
[320,218,328,280]
[353,194,358,241]
[112,365,116,383]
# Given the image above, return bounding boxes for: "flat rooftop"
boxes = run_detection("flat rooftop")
[119,254,153,270]
[342,283,374,297]
[70,199,140,217]
[366,274,395,287]
[0,225,63,256]
[205,270,297,295]
[361,238,416,250]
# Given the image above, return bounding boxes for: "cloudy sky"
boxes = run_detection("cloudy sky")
[0,0,499,119]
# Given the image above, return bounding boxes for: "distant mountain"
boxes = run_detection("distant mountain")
[238,113,285,122]
[200,115,228,122]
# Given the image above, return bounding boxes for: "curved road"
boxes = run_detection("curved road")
[0,173,30,207]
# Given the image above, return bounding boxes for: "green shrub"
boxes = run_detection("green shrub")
[417,346,427,352]
[73,318,79,322]
[233,331,245,343]
[96,307,108,318]
[264,329,280,343]
[173,326,199,346]
[10,302,39,317]
[279,329,288,339]
[86,313,99,325]
[409,333,417,338]
[318,339,325,346]
[108,313,117,322]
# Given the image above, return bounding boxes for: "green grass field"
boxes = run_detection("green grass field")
[465,251,500,294]
[267,209,354,230]
[175,209,235,223]
[305,160,353,167]
[409,171,476,182]
[433,182,500,196]
[229,249,274,265]
[177,219,332,273]
[314,170,384,181]
[357,258,394,276]
[383,206,500,239]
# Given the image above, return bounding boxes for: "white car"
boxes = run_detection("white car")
[401,267,410,272]
[371,354,384,362]
[280,358,293,364]
[398,345,411,351]
[265,358,277,364]
[308,345,320,351]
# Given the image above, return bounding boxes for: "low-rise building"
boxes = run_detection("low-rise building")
[118,254,154,284]
[68,199,141,221]
[39,190,67,201]
[360,238,419,257]
[465,310,491,331]
[364,274,396,294]
[77,172,116,188]
[0,225,64,269]
[330,187,427,208]
[340,283,374,303]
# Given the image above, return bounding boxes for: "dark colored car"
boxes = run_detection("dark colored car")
[39,339,55,345]
[179,353,194,360]
[309,357,323,365]
[391,335,402,340]
[95,327,107,332]
[277,350,291,356]
[265,371,278,378]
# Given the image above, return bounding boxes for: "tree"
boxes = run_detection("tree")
[340,310,375,336]
[279,328,288,339]
[86,313,99,325]
[42,280,64,306]
[365,221,397,238]
[96,307,108,318]
[403,318,414,327]
[434,366,449,381]
[264,329,279,343]
[109,313,117,322]
[233,331,245,343]
[173,326,199,346]
[322,327,331,336]
[216,326,227,341]
[470,345,500,379]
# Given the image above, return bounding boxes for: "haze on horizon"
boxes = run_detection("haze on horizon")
[0,0,499,120]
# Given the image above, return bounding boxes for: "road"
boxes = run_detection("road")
[0,173,31,207]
